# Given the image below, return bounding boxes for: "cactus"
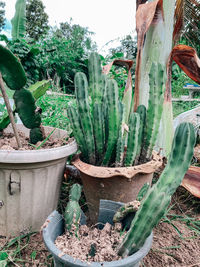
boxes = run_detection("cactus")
[74,72,96,164]
[67,106,88,160]
[69,53,167,167]
[102,79,120,166]
[117,122,196,257]
[124,113,140,166]
[93,102,105,163]
[88,52,104,104]
[115,102,125,167]
[135,105,146,163]
[64,183,82,234]
[143,62,165,160]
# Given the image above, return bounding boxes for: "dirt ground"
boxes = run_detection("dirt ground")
[0,187,199,266]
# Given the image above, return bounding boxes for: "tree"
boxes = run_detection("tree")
[0,1,5,32]
[38,21,96,92]
[109,35,137,60]
[26,0,49,41]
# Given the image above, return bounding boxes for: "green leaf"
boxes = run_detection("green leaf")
[28,80,51,100]
[0,45,27,90]
[0,111,10,130]
[11,0,26,40]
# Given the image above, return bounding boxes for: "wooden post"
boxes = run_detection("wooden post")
[0,72,22,148]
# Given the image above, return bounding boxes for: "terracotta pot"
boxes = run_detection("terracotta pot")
[72,152,162,222]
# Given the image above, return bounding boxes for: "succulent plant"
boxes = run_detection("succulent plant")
[68,52,165,167]
[117,122,196,257]
[64,183,82,234]
[0,44,50,145]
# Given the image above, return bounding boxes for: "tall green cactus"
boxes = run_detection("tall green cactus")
[88,52,104,104]
[93,102,105,163]
[143,62,165,160]
[135,105,146,163]
[115,102,125,167]
[64,183,82,234]
[124,112,140,166]
[117,122,196,257]
[102,79,120,166]
[67,106,88,160]
[74,72,96,164]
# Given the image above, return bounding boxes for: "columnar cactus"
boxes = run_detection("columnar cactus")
[68,53,168,167]
[117,122,196,257]
[143,62,165,159]
[64,183,82,234]
[102,79,120,166]
[124,112,140,166]
[74,72,96,164]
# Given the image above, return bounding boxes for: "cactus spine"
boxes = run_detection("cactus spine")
[64,184,82,234]
[75,72,96,164]
[117,122,196,257]
[124,113,140,166]
[143,62,165,160]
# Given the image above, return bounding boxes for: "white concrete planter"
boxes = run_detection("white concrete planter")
[0,125,77,236]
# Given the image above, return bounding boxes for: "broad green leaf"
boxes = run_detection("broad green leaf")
[0,45,27,90]
[28,80,51,100]
[11,0,26,40]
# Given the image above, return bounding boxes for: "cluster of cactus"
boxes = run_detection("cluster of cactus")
[64,183,82,234]
[117,122,196,257]
[67,52,165,166]
[0,45,50,144]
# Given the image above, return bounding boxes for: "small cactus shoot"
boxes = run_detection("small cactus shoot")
[64,184,82,234]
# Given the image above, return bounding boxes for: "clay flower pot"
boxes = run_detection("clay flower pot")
[72,152,162,222]
[42,200,153,267]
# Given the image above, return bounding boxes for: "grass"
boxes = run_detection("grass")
[36,94,76,134]
[172,101,200,118]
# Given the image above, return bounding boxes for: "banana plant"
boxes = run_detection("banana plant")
[0,0,50,147]
[133,0,200,158]
[0,44,51,146]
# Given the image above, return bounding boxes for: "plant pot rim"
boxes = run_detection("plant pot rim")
[43,210,153,267]
[72,151,162,180]
[0,125,77,164]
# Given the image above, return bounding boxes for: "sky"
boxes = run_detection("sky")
[4,0,136,52]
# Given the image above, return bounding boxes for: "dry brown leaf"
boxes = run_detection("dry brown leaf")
[172,44,200,84]
[134,0,164,111]
[182,166,200,198]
